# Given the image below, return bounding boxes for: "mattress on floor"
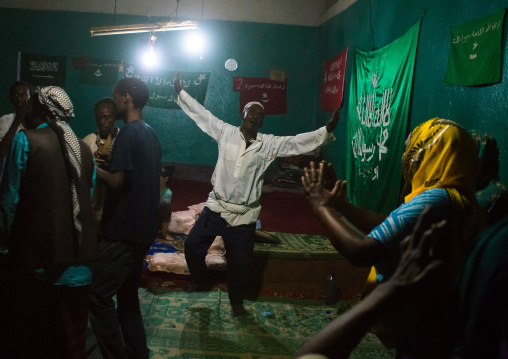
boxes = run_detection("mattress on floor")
[143,232,368,300]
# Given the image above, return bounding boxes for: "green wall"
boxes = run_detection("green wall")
[0,8,320,165]
[319,0,508,191]
[2,2,508,207]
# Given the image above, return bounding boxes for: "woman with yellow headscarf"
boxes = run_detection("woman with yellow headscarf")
[303,117,483,280]
[375,117,485,280]
[301,117,484,358]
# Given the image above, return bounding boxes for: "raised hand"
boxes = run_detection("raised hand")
[322,161,338,191]
[174,71,182,94]
[302,161,344,211]
[330,178,348,210]
[326,109,340,133]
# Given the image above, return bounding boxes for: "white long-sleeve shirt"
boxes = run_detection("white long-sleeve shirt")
[0,114,24,142]
[177,90,335,226]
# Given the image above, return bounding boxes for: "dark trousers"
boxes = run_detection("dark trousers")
[0,270,90,359]
[185,207,256,305]
[89,239,152,359]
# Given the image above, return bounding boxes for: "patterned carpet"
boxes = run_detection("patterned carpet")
[84,234,395,358]
[85,288,395,359]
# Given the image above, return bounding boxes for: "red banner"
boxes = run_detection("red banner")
[233,77,287,115]
[320,47,348,111]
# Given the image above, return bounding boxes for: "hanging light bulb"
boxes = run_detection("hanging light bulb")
[185,31,203,59]
[142,34,159,68]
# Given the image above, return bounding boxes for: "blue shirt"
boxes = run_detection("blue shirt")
[101,120,162,243]
[0,123,96,286]
[369,188,450,282]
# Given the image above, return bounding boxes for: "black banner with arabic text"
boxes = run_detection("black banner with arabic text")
[123,62,210,109]
[19,52,67,87]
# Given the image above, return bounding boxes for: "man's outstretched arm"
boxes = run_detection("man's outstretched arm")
[174,72,227,141]
[174,72,182,95]
[326,109,339,133]
[268,110,340,160]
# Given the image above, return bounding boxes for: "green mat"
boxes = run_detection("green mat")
[253,233,343,260]
[156,232,344,261]
[135,288,394,359]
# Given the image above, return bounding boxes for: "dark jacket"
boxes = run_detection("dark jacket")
[8,126,97,269]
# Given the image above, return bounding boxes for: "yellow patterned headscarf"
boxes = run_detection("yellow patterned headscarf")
[403,118,484,276]
[403,118,480,203]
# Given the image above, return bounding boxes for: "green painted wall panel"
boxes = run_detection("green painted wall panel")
[0,8,320,165]
[2,1,508,193]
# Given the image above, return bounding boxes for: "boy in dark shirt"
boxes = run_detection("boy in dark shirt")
[89,77,162,359]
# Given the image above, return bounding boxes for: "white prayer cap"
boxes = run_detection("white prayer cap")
[243,101,264,112]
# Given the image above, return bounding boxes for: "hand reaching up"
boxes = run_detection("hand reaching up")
[302,161,348,212]
[322,161,338,191]
[174,71,182,94]
[326,109,340,133]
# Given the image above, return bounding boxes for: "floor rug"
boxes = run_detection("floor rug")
[87,288,395,359]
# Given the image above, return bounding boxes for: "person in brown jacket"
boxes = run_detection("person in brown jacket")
[0,86,97,359]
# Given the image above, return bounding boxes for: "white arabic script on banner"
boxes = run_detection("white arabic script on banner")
[351,84,393,180]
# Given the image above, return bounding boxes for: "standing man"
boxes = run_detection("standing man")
[174,73,339,316]
[83,97,119,170]
[83,98,119,224]
[0,86,97,359]
[0,81,31,173]
[89,77,161,359]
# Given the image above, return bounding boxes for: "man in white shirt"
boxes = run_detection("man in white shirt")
[174,74,339,316]
[82,98,119,225]
[83,98,119,170]
[0,81,31,173]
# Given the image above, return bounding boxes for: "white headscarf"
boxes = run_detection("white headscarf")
[35,86,83,246]
[243,101,264,112]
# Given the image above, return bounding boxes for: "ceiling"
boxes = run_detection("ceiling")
[0,0,356,27]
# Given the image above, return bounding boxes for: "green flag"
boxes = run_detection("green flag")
[123,62,210,109]
[80,58,120,85]
[445,9,506,86]
[346,20,420,215]
[19,52,67,87]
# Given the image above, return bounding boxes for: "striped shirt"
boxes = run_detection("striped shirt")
[369,188,449,282]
